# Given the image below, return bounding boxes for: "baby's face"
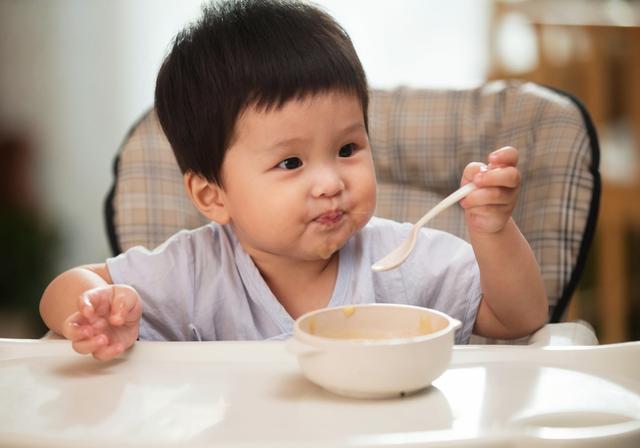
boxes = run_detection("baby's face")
[219,91,376,263]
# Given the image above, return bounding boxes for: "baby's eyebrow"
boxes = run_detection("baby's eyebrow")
[265,121,366,152]
[339,122,366,135]
[269,136,307,150]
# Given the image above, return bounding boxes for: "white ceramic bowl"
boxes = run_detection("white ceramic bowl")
[287,304,461,398]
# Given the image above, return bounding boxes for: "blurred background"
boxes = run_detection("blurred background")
[0,0,638,343]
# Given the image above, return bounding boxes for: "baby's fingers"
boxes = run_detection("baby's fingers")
[488,146,518,168]
[78,286,115,321]
[71,334,108,355]
[461,186,518,208]
[462,162,487,185]
[62,312,94,341]
[92,341,126,361]
[473,165,521,189]
[109,285,142,327]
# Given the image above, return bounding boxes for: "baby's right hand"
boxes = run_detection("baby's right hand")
[62,285,142,361]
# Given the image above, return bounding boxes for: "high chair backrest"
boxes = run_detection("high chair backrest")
[106,80,600,323]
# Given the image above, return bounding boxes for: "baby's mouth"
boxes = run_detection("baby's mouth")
[314,210,344,226]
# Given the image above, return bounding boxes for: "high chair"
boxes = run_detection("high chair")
[105,80,600,344]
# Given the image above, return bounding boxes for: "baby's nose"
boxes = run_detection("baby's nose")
[311,167,345,198]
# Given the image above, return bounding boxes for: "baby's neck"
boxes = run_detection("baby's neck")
[255,253,339,320]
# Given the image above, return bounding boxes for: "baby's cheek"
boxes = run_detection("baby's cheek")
[359,198,376,229]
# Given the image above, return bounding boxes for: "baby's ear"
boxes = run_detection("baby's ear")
[183,172,230,224]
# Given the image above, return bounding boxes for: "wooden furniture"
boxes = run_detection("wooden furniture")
[489,0,640,343]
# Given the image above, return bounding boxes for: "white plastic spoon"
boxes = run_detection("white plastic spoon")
[371,182,478,272]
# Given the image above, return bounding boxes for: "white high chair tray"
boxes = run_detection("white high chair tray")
[1,339,639,448]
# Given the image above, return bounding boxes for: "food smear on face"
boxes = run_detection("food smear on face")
[317,243,338,260]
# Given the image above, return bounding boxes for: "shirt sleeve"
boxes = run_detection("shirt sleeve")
[106,230,196,341]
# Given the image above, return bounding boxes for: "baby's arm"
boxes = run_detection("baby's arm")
[40,264,141,360]
[460,147,547,339]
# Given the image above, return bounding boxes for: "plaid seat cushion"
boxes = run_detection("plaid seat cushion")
[107,80,599,324]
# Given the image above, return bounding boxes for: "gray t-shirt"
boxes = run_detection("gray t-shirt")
[106,217,482,344]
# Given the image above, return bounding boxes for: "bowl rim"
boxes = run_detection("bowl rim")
[293,303,460,347]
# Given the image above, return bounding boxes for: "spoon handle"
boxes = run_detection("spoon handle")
[371,182,478,272]
[414,182,477,229]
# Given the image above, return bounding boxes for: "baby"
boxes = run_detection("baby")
[40,0,547,360]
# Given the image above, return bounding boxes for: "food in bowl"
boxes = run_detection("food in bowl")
[287,304,461,398]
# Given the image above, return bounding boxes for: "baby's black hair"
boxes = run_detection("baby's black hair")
[155,0,369,185]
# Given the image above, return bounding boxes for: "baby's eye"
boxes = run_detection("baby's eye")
[338,143,355,158]
[277,157,303,170]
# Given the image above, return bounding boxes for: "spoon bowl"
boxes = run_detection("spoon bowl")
[371,182,477,272]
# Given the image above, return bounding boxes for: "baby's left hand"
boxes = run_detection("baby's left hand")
[460,146,520,234]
